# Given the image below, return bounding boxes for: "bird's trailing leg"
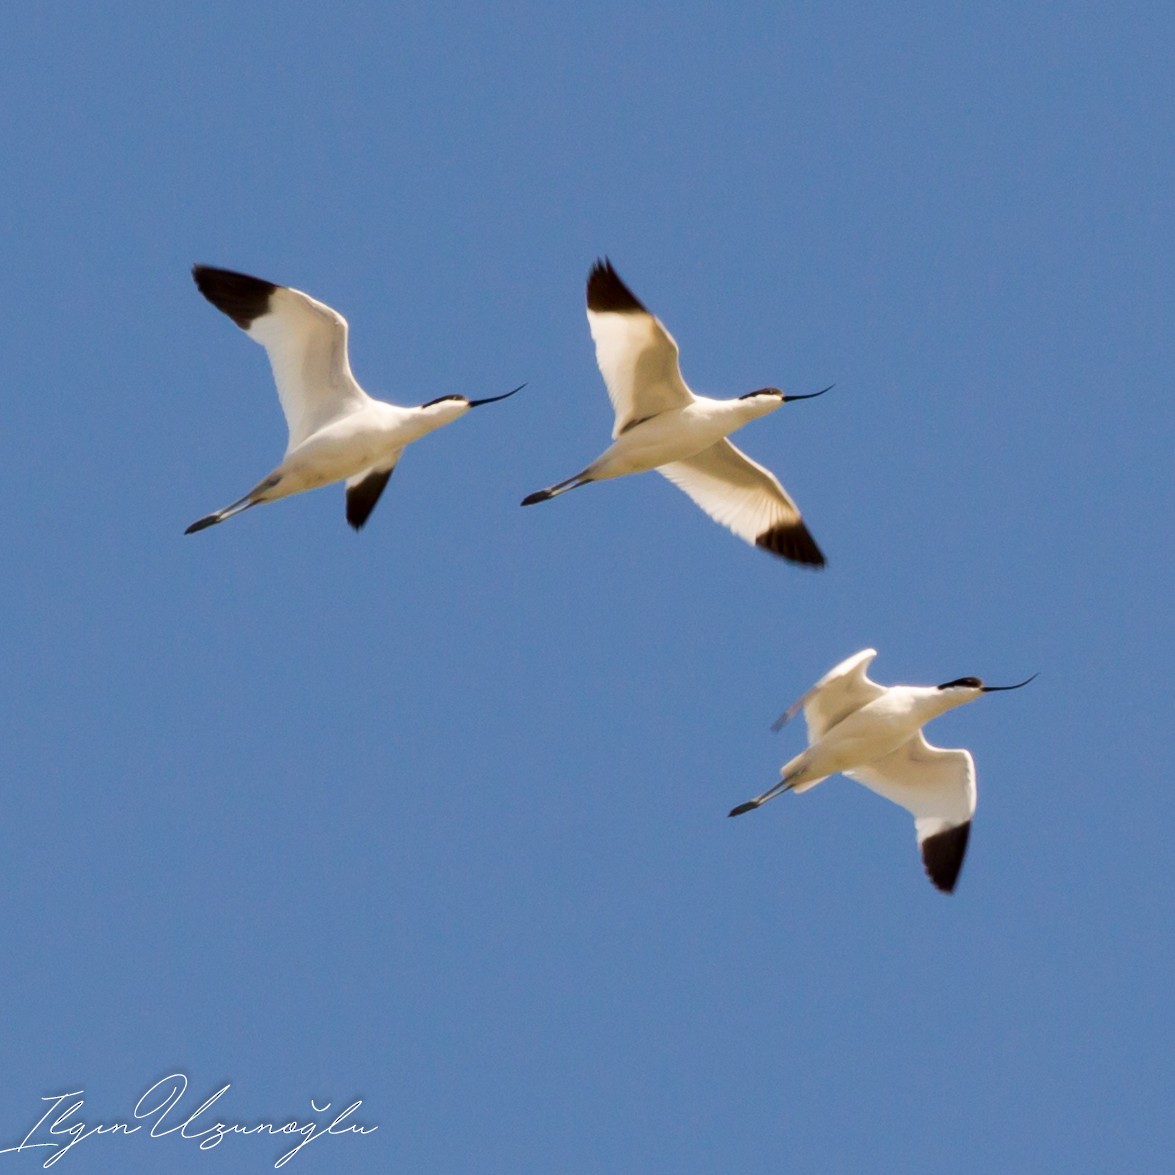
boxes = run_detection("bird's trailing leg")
[728,770,801,817]
[185,495,257,534]
[520,472,593,506]
[185,475,280,534]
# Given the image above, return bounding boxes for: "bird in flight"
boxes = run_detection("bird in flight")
[521,259,829,566]
[728,649,1036,892]
[186,266,523,534]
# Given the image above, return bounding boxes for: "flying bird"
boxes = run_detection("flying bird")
[521,259,829,566]
[186,266,523,534]
[728,649,1036,892]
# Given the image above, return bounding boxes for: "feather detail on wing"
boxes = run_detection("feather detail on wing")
[586,261,692,438]
[193,266,370,452]
[658,439,823,565]
[846,736,976,892]
[773,649,883,737]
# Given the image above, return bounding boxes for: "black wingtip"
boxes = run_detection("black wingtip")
[192,265,278,329]
[345,468,394,531]
[755,521,826,567]
[586,259,647,313]
[521,490,553,506]
[921,822,971,893]
[728,801,760,818]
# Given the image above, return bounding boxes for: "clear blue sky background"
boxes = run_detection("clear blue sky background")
[0,3,1171,1172]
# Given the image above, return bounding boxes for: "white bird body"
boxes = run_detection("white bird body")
[186,266,521,534]
[521,260,829,567]
[272,399,462,494]
[784,685,975,794]
[583,395,783,481]
[729,648,1035,893]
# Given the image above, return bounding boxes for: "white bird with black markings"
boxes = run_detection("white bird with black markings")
[728,649,1036,892]
[521,259,829,566]
[185,266,523,534]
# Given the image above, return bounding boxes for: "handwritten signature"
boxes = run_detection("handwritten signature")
[0,1073,377,1168]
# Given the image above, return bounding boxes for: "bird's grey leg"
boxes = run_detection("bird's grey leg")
[184,475,281,534]
[521,471,593,506]
[727,770,800,817]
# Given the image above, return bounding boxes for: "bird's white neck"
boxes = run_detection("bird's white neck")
[908,685,979,722]
[407,397,470,438]
[699,394,783,430]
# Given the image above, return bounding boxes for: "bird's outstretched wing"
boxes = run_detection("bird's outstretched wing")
[657,440,824,566]
[193,266,370,452]
[586,260,692,438]
[847,734,976,893]
[773,648,884,739]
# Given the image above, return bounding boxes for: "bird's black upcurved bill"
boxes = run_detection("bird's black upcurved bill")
[469,383,527,408]
[981,673,1039,692]
[783,383,835,404]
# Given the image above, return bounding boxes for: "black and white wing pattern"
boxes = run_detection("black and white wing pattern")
[847,735,977,893]
[585,260,692,438]
[658,440,824,566]
[193,266,370,452]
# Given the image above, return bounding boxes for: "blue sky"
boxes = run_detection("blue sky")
[0,2,1172,1171]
